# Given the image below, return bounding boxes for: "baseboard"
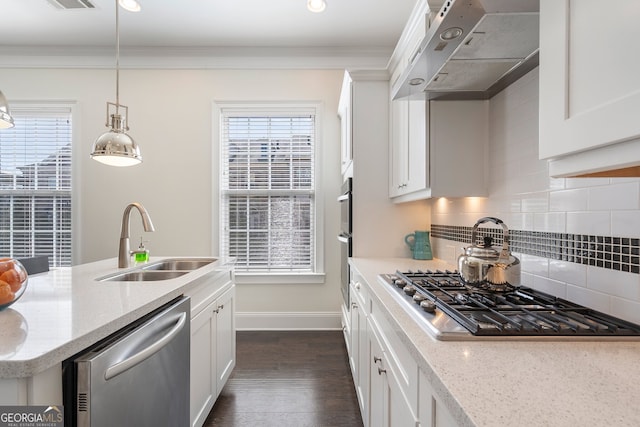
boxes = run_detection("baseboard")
[236,311,342,331]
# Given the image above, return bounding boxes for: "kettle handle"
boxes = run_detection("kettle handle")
[471,217,510,256]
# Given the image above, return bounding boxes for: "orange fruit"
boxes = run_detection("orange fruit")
[0,259,14,274]
[0,269,23,292]
[0,282,14,305]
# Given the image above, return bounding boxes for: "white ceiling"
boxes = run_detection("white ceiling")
[1,0,421,67]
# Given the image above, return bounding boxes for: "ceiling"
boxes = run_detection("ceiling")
[0,0,423,68]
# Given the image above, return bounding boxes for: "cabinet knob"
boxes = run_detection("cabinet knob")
[378,367,386,375]
[355,282,361,290]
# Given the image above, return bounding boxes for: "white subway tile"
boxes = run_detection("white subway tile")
[566,212,610,235]
[531,275,566,298]
[611,211,640,238]
[549,188,588,212]
[549,260,587,288]
[520,254,549,276]
[587,266,640,301]
[533,212,566,232]
[610,296,640,325]
[521,192,549,212]
[565,177,609,189]
[588,182,640,211]
[566,285,610,313]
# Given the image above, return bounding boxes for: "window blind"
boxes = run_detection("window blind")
[220,108,316,272]
[0,107,72,267]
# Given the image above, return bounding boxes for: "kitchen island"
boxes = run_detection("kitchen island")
[349,257,640,427]
[0,256,235,407]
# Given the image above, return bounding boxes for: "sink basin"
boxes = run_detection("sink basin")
[98,270,188,282]
[96,257,216,282]
[141,258,216,271]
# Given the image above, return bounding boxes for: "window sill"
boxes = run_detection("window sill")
[233,272,326,285]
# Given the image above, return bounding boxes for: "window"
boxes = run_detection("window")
[0,105,72,267]
[219,105,319,276]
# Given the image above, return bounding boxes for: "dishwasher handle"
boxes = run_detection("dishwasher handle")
[104,312,187,381]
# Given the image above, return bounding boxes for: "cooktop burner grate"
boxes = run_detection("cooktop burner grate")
[383,270,640,337]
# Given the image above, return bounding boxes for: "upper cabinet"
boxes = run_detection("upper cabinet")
[389,97,488,202]
[539,0,640,177]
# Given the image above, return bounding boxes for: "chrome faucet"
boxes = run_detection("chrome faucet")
[118,202,155,268]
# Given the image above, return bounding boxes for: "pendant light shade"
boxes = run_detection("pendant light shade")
[307,0,326,13]
[91,0,142,166]
[91,104,141,166]
[0,89,15,130]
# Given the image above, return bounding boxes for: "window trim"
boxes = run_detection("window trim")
[213,101,325,283]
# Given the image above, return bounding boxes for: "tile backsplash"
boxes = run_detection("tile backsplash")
[429,67,640,325]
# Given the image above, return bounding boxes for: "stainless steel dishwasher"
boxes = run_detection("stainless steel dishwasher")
[63,296,190,427]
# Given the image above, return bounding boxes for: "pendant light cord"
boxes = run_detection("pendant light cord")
[115,0,120,114]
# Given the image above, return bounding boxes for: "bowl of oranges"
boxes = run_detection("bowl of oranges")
[0,258,28,310]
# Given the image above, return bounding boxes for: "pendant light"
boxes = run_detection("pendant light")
[0,89,15,130]
[91,0,142,166]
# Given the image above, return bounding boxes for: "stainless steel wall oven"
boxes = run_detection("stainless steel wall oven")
[338,177,352,308]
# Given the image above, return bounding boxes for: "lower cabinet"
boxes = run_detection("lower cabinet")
[368,318,418,427]
[418,370,458,427]
[189,284,236,427]
[344,266,460,427]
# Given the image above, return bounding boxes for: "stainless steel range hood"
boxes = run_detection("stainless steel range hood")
[392,0,539,100]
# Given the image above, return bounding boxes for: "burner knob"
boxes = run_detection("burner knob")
[394,279,406,288]
[403,285,416,296]
[413,293,427,303]
[420,300,436,313]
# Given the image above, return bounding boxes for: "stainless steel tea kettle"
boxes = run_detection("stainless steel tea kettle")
[457,217,520,290]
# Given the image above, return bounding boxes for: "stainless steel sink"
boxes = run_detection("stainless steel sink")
[141,258,216,271]
[96,257,216,282]
[99,270,188,282]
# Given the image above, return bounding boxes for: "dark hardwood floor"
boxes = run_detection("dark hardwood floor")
[203,330,364,427]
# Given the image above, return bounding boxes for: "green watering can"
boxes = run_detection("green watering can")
[405,231,433,260]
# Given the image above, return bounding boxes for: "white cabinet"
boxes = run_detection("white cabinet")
[418,370,459,427]
[389,99,488,202]
[389,96,428,198]
[189,282,236,427]
[367,318,418,427]
[539,0,640,177]
[349,278,369,424]
[339,72,353,178]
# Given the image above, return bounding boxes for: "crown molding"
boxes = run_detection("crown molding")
[0,45,394,70]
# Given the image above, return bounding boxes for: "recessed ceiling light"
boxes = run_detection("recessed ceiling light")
[307,0,326,13]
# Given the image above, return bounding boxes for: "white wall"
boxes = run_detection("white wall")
[430,67,640,325]
[0,67,345,319]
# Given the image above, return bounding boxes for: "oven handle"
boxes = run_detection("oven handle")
[337,233,350,244]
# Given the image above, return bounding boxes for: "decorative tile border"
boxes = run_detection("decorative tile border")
[431,224,640,274]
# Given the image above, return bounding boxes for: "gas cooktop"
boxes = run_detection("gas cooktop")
[379,270,640,341]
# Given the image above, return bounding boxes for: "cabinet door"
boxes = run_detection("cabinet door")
[405,98,428,194]
[389,99,409,197]
[215,286,236,397]
[539,0,640,163]
[418,370,459,427]
[368,326,389,427]
[190,303,216,427]
[389,97,427,198]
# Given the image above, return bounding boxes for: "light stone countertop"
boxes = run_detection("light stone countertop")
[0,256,234,379]
[351,257,640,427]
